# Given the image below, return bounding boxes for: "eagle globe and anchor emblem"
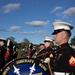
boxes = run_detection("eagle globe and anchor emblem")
[1,58,50,75]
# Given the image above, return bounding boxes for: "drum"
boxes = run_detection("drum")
[1,58,50,75]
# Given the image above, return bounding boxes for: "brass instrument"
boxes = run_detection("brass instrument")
[36,51,50,58]
[32,48,44,58]
[32,49,53,75]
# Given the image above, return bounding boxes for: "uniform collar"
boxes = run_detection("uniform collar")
[58,43,69,48]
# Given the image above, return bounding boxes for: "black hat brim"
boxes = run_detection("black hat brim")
[52,29,64,35]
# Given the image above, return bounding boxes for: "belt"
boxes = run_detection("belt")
[54,72,70,75]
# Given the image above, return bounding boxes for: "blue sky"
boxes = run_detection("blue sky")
[0,0,75,44]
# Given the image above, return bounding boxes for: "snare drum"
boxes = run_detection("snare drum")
[1,58,50,75]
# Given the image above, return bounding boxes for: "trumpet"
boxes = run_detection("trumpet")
[36,52,50,58]
[32,48,44,58]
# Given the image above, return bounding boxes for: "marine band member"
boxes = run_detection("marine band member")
[0,38,7,71]
[51,21,75,75]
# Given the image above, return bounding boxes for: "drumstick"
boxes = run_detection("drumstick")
[44,58,53,75]
[48,62,53,75]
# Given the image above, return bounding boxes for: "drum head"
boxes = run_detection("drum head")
[1,58,50,75]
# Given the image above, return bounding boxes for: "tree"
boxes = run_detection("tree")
[6,36,18,45]
[70,36,75,46]
[20,38,31,49]
[23,38,30,44]
[6,36,15,41]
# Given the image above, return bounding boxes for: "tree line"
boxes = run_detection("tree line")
[6,36,75,49]
[6,36,39,50]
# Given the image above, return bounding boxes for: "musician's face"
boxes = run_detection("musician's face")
[0,41,4,46]
[53,31,64,45]
[44,42,50,48]
[39,45,44,49]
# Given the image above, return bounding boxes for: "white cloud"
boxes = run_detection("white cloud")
[20,30,43,35]
[25,20,49,26]
[8,26,20,31]
[50,6,62,13]
[0,27,44,36]
[2,3,21,13]
[62,7,75,18]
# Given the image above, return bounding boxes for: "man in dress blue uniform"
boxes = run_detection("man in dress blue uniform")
[51,21,75,75]
[0,38,7,71]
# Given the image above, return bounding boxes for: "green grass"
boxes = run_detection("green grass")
[17,50,21,58]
